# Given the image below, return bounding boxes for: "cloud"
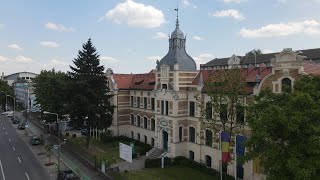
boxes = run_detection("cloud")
[210,9,245,21]
[104,0,165,28]
[146,56,161,61]
[0,56,10,62]
[152,32,168,39]
[100,56,119,63]
[45,22,74,32]
[8,44,22,50]
[0,24,4,29]
[221,0,247,3]
[40,41,61,48]
[193,54,215,65]
[181,0,197,8]
[240,19,320,38]
[277,0,287,4]
[193,35,204,40]
[15,55,33,63]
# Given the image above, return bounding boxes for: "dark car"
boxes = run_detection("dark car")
[30,136,41,145]
[58,170,80,180]
[12,118,19,124]
[18,123,26,130]
[80,128,88,136]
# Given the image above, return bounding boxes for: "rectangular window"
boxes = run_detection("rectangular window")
[236,105,245,123]
[189,102,195,117]
[137,133,140,141]
[165,101,169,115]
[151,98,155,110]
[144,135,147,144]
[161,100,164,115]
[179,126,183,142]
[205,102,212,119]
[131,96,134,107]
[220,104,228,123]
[137,97,140,108]
[144,97,147,109]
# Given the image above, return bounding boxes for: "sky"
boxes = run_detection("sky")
[1,0,320,75]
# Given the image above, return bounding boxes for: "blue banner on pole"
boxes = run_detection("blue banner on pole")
[236,135,247,179]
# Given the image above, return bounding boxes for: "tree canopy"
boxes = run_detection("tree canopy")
[68,38,114,148]
[33,69,71,122]
[245,75,320,179]
[0,79,14,111]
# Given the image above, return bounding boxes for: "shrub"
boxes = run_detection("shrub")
[145,157,171,168]
[72,134,77,138]
[65,132,69,137]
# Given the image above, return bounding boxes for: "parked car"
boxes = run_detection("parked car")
[18,123,26,130]
[30,136,41,145]
[58,170,80,180]
[7,112,14,117]
[12,118,20,124]
[1,111,13,115]
[80,128,88,136]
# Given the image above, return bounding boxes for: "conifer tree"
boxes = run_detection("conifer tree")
[68,38,114,148]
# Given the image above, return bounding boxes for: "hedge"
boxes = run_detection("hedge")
[145,157,171,168]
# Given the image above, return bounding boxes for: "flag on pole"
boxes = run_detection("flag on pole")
[221,131,231,163]
[235,135,247,179]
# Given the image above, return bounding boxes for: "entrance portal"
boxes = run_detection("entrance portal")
[163,131,168,150]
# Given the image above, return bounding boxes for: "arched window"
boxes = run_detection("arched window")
[205,155,212,167]
[131,131,134,139]
[137,133,140,141]
[151,119,155,131]
[189,127,196,143]
[130,114,134,125]
[189,151,195,161]
[137,115,141,127]
[205,130,213,146]
[151,138,155,146]
[282,78,292,91]
[179,126,183,142]
[144,117,148,129]
[144,135,147,143]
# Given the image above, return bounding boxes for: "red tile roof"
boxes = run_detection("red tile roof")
[113,71,155,90]
[303,61,320,75]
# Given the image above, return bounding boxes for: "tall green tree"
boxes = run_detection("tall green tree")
[68,38,114,148]
[33,69,71,122]
[197,67,248,174]
[0,79,14,111]
[245,75,320,180]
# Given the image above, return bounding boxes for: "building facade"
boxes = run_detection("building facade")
[106,16,320,180]
[1,72,37,86]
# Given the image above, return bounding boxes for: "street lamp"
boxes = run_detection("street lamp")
[43,111,61,173]
[6,95,15,121]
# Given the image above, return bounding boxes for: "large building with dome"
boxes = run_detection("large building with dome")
[106,14,320,180]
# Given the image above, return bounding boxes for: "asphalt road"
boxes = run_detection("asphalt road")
[0,114,51,180]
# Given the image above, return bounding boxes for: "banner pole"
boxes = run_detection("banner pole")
[235,135,237,180]
[220,130,222,180]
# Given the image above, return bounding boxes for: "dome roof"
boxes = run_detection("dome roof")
[171,26,184,39]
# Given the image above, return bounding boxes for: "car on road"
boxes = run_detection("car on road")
[80,128,88,136]
[18,123,26,130]
[30,136,41,145]
[58,170,80,180]
[1,111,13,115]
[7,112,14,117]
[12,118,20,124]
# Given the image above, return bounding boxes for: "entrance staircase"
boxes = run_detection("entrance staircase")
[146,147,166,159]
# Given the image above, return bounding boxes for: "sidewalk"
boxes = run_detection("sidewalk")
[27,115,108,180]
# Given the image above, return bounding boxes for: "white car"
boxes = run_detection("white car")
[1,111,13,115]
[7,112,14,117]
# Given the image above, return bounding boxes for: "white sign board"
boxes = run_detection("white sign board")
[119,142,132,163]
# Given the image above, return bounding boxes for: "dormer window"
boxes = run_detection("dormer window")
[161,67,168,77]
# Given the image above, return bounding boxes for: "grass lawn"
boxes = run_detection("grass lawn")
[68,137,122,165]
[114,166,219,180]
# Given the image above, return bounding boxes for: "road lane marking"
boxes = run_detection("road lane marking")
[12,147,15,151]
[25,173,30,180]
[5,132,7,135]
[17,157,21,163]
[8,139,10,142]
[0,160,5,180]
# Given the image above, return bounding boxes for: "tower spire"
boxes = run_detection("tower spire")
[174,5,179,27]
